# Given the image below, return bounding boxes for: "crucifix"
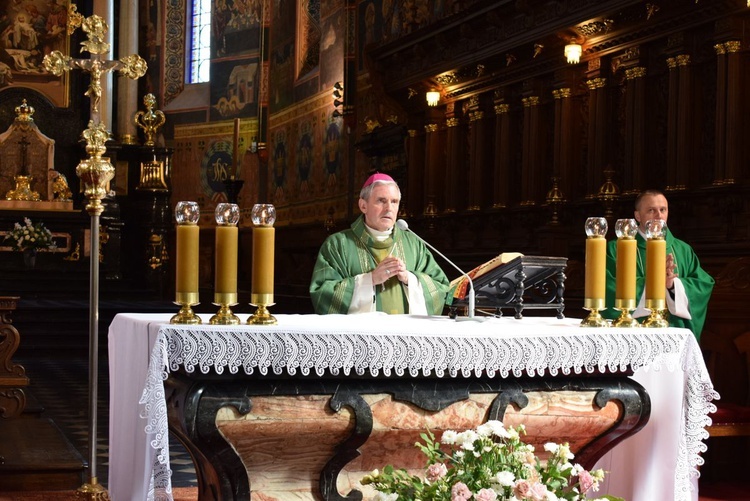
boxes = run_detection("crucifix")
[17,135,30,176]
[42,5,147,500]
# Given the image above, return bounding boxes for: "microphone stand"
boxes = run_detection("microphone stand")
[397,221,479,320]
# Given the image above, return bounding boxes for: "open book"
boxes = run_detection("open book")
[450,252,524,300]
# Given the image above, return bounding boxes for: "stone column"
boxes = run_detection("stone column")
[666,55,692,190]
[551,88,572,201]
[492,102,510,209]
[444,113,461,214]
[713,40,742,185]
[623,67,647,194]
[116,0,140,144]
[423,123,440,217]
[520,96,540,206]
[585,78,607,198]
[406,129,425,219]
[467,96,487,211]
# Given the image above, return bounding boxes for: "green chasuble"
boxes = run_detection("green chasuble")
[310,215,451,315]
[603,228,714,339]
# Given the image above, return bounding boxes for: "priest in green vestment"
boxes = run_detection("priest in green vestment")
[603,190,714,339]
[310,173,450,315]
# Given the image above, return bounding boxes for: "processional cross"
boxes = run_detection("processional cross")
[42,5,146,500]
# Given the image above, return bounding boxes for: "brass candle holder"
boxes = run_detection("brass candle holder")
[643,219,670,328]
[248,203,277,325]
[172,201,202,324]
[581,217,608,327]
[612,218,641,328]
[6,175,41,201]
[210,203,240,325]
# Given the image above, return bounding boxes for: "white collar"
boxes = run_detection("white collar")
[364,223,393,242]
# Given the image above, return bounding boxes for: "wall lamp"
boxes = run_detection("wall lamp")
[426,90,440,107]
[564,43,582,64]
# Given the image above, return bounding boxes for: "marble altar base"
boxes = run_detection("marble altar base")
[166,373,647,501]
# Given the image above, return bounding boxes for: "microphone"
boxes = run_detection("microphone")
[396,219,477,319]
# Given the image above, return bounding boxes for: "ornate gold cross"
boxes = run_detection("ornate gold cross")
[42,4,147,216]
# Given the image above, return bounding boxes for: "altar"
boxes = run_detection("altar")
[108,313,717,501]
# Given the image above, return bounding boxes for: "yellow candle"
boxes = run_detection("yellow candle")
[215,225,238,294]
[646,238,666,301]
[252,226,275,295]
[176,224,199,294]
[616,238,637,301]
[584,236,606,300]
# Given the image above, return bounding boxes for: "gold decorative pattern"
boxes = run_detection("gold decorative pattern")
[424,124,439,133]
[494,104,509,115]
[666,57,677,69]
[585,78,606,90]
[625,67,647,80]
[714,43,727,55]
[134,94,166,146]
[469,111,484,122]
[446,118,460,127]
[522,96,539,107]
[552,88,571,99]
[725,41,742,53]
[676,54,691,66]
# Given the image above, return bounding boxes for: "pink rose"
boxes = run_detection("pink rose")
[513,479,532,499]
[475,488,497,501]
[529,482,547,501]
[451,482,473,501]
[578,469,594,493]
[426,463,448,482]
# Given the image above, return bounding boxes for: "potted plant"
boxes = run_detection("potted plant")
[4,217,57,268]
[360,420,624,501]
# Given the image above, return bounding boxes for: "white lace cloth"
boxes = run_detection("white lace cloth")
[114,313,717,501]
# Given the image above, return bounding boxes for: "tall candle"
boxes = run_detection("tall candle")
[584,236,606,301]
[646,238,666,301]
[176,224,199,293]
[252,226,275,295]
[616,238,637,301]
[215,225,238,294]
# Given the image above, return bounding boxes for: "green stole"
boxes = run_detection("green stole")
[368,233,407,314]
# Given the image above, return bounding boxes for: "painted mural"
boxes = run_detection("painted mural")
[212,0,262,58]
[210,58,259,120]
[357,0,456,70]
[0,0,70,105]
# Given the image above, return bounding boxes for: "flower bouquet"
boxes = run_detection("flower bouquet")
[360,420,624,501]
[4,218,56,252]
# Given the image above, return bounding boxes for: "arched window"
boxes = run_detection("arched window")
[189,0,212,83]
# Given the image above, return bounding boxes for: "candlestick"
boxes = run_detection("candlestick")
[581,217,608,327]
[643,219,669,328]
[249,203,277,325]
[613,218,640,328]
[210,203,240,325]
[172,201,201,324]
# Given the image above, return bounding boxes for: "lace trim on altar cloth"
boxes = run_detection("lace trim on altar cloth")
[675,335,719,500]
[138,322,718,501]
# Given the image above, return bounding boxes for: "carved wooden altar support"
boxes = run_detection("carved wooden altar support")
[0,296,86,490]
[0,296,28,418]
[166,370,648,501]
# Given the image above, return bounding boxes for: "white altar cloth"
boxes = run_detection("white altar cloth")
[107,313,718,501]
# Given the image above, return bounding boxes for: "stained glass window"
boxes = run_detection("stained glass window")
[189,0,212,83]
